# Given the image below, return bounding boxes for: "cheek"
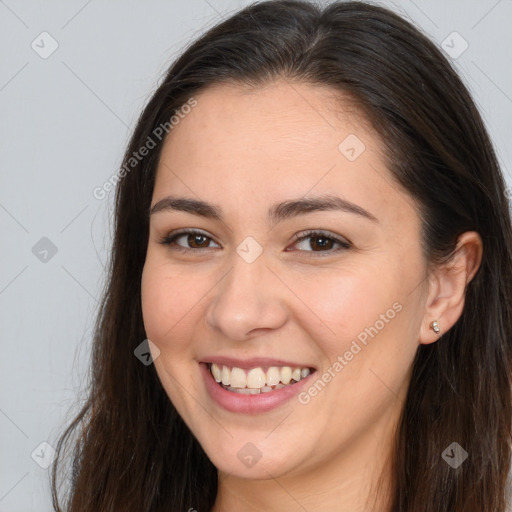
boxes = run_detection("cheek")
[290,255,423,398]
[140,260,199,350]
[291,263,398,352]
[140,261,204,413]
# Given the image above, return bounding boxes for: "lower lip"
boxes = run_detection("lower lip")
[200,362,315,414]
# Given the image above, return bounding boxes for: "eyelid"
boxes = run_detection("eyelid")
[159,228,220,250]
[158,228,352,254]
[291,229,352,247]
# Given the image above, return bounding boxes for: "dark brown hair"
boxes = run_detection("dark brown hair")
[51,1,512,510]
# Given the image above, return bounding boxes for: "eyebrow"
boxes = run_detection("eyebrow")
[149,194,378,224]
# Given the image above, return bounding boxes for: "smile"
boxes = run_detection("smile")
[208,363,313,395]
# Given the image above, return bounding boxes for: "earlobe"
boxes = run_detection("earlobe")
[429,320,441,335]
[419,231,482,345]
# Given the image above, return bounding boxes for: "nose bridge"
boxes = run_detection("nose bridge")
[205,242,287,340]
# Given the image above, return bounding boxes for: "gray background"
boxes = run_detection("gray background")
[1,0,511,510]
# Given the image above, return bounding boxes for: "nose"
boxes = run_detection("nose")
[205,249,289,341]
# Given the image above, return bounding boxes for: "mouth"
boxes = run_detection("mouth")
[207,362,316,395]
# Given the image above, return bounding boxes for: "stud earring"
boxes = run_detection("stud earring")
[430,320,440,334]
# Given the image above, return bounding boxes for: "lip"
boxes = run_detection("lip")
[200,361,316,414]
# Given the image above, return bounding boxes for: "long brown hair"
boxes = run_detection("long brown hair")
[51,1,512,510]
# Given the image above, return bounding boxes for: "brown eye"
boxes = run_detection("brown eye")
[290,230,352,254]
[186,233,211,249]
[308,235,335,251]
[159,229,220,252]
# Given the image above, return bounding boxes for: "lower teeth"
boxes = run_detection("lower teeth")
[220,380,298,394]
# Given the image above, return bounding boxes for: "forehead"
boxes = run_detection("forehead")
[161,79,372,165]
[153,79,410,228]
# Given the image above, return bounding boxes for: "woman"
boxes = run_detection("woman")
[51,1,512,511]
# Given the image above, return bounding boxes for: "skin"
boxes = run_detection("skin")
[140,79,482,511]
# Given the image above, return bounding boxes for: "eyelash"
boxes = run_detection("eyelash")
[158,228,352,256]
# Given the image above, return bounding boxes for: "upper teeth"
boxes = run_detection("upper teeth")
[209,363,311,389]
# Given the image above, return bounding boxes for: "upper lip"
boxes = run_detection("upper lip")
[201,356,316,370]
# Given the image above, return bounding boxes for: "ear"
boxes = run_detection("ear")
[419,231,483,344]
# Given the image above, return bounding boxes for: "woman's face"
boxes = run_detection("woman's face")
[141,80,430,482]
